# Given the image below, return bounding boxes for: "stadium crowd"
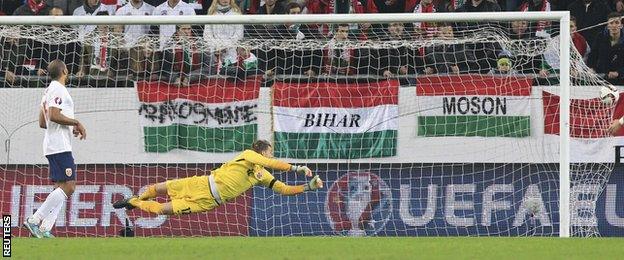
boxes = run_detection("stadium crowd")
[0,0,622,87]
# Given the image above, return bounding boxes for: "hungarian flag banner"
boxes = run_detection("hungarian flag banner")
[543,91,624,137]
[416,75,534,137]
[136,79,260,152]
[272,80,399,159]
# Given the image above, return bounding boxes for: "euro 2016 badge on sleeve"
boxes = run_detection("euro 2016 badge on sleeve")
[65,168,73,177]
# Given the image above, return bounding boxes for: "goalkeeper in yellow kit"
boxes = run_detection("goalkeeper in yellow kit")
[113,140,323,215]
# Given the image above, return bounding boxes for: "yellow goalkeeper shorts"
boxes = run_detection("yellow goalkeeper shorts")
[165,175,219,215]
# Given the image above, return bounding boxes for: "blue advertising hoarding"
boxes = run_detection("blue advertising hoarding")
[251,163,624,236]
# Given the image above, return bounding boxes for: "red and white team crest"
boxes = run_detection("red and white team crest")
[325,172,392,236]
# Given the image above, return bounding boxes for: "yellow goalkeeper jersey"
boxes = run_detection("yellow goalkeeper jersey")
[211,149,292,203]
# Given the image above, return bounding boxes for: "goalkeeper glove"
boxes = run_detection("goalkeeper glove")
[291,165,312,177]
[304,175,323,191]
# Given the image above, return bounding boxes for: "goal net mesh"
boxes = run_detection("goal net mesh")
[0,17,619,237]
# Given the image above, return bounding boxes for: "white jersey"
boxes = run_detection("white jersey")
[152,1,195,50]
[41,81,75,156]
[116,2,155,47]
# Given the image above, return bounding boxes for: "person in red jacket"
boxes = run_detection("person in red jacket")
[319,24,371,76]
[570,16,589,57]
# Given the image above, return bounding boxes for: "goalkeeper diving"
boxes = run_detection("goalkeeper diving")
[113,140,323,215]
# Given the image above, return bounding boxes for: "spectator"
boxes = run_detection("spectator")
[203,0,244,71]
[73,0,110,41]
[276,2,319,40]
[245,0,289,76]
[186,0,203,13]
[161,24,217,85]
[100,0,125,14]
[434,0,456,12]
[539,15,589,78]
[220,46,258,79]
[568,0,612,46]
[519,0,551,12]
[611,0,624,13]
[587,12,624,85]
[454,0,501,35]
[1,0,23,15]
[153,0,196,50]
[508,20,532,39]
[264,2,323,78]
[13,0,53,15]
[47,0,83,15]
[423,23,478,75]
[455,0,501,12]
[256,0,286,13]
[6,0,56,84]
[518,0,552,33]
[570,16,590,58]
[376,22,422,78]
[246,0,285,39]
[371,0,417,13]
[307,0,378,14]
[413,0,437,38]
[1,37,19,86]
[321,24,370,75]
[116,0,155,78]
[453,0,501,73]
[1,36,52,83]
[323,24,352,75]
[33,7,81,77]
[489,51,518,75]
[306,0,377,38]
[76,11,121,78]
[504,21,541,73]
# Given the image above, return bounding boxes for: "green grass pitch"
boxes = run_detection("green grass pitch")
[11,237,624,260]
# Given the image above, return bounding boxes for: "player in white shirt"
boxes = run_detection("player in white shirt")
[23,60,87,239]
[152,0,196,50]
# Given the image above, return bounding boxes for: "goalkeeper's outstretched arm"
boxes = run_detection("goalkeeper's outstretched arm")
[269,175,324,196]
[245,139,313,178]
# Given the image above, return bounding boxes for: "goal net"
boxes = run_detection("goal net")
[0,13,621,238]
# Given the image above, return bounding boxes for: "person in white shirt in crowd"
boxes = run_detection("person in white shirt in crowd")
[152,0,196,50]
[73,0,109,41]
[115,0,155,78]
[76,11,122,78]
[203,0,244,70]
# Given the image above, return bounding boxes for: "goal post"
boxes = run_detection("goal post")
[0,12,573,25]
[3,11,613,238]
[558,14,571,238]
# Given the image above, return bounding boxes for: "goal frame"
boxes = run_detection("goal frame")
[0,11,572,237]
